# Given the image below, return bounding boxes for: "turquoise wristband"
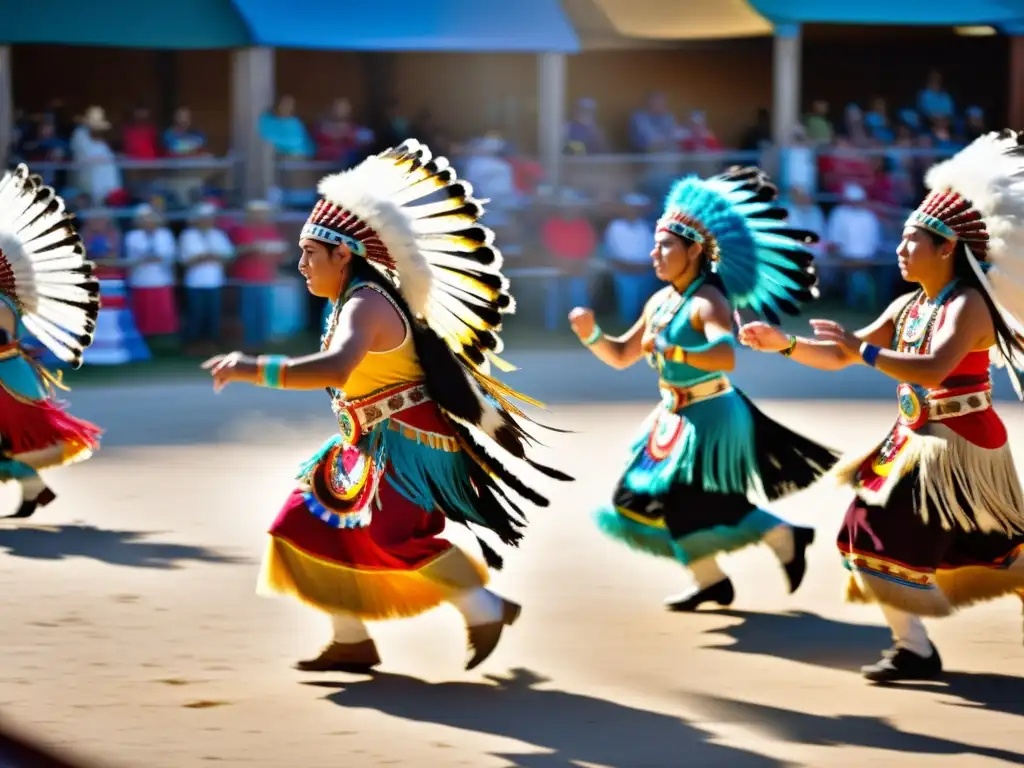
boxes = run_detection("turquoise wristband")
[583,326,602,346]
[860,343,881,368]
[259,355,288,388]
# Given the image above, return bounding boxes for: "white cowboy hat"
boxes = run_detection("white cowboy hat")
[80,106,111,131]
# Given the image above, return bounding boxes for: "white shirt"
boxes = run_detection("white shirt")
[70,126,123,204]
[125,227,177,288]
[787,204,827,256]
[604,218,653,264]
[826,205,881,260]
[178,227,234,289]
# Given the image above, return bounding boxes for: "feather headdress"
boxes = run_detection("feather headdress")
[909,129,1024,394]
[301,139,571,563]
[658,166,820,323]
[0,165,99,367]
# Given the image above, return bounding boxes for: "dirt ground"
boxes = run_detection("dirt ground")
[0,381,1022,767]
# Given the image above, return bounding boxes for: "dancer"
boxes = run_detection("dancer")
[0,165,102,518]
[203,140,571,672]
[570,167,838,611]
[738,130,1024,682]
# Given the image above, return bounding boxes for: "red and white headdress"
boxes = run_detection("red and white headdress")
[908,130,1024,384]
[300,139,512,373]
[0,165,99,367]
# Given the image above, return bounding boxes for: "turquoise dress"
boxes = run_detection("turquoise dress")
[0,294,101,482]
[594,280,838,565]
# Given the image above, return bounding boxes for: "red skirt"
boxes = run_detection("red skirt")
[130,286,179,337]
[257,417,488,620]
[0,385,101,467]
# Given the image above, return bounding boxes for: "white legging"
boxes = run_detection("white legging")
[329,586,504,644]
[689,523,796,588]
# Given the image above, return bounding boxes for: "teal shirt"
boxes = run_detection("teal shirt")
[0,294,48,402]
[646,284,730,390]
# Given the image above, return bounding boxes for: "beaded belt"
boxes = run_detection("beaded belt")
[897,381,992,427]
[330,381,430,445]
[927,385,993,421]
[659,376,732,412]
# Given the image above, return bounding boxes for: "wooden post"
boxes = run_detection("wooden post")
[230,47,275,202]
[1009,35,1024,131]
[537,52,566,188]
[0,47,12,167]
[771,24,801,147]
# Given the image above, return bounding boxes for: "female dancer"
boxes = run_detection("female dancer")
[739,130,1024,682]
[570,167,838,611]
[0,165,102,517]
[204,140,570,672]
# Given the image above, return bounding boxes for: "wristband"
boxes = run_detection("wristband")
[583,326,602,346]
[859,342,881,368]
[780,335,797,357]
[258,354,289,388]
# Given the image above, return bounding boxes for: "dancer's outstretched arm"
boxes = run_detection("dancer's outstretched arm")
[202,289,405,391]
[568,306,646,370]
[737,293,911,372]
[810,289,993,388]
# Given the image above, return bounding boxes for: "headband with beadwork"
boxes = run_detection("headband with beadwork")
[904,188,990,259]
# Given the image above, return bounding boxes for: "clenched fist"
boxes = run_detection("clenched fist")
[568,307,596,342]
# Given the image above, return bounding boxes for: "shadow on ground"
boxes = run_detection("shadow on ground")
[705,609,1024,722]
[0,523,247,569]
[310,663,1024,766]
[310,667,784,767]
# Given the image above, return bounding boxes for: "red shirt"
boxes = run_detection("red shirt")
[123,122,160,160]
[542,217,596,261]
[230,223,288,283]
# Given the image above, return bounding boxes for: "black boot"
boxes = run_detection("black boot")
[8,487,56,519]
[783,526,815,594]
[665,578,735,612]
[861,643,943,683]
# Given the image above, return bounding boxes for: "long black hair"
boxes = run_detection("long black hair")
[925,231,1024,370]
[342,256,571,567]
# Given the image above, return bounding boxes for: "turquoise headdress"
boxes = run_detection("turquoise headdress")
[657,166,820,323]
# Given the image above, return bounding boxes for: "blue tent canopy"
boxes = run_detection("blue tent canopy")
[233,0,580,52]
[0,0,579,52]
[748,0,1024,29]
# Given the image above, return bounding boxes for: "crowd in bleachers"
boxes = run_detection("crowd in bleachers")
[4,67,990,357]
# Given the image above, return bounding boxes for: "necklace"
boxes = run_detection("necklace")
[896,280,961,354]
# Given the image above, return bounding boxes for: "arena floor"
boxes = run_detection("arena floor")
[0,357,1022,767]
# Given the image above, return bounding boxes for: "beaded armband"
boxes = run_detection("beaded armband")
[257,355,289,388]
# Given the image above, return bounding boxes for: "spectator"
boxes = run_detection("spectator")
[372,101,412,154]
[842,104,871,147]
[867,156,913,209]
[21,117,68,187]
[825,183,883,309]
[963,106,986,142]
[124,204,179,342]
[803,100,833,145]
[122,106,160,160]
[541,190,596,328]
[79,208,124,279]
[230,200,289,348]
[462,134,520,228]
[818,135,874,196]
[179,202,234,354]
[917,70,955,122]
[782,126,817,195]
[630,92,680,153]
[740,108,772,151]
[864,97,894,143]
[680,111,721,153]
[785,186,826,259]
[564,98,608,155]
[604,193,656,323]
[929,116,961,153]
[70,106,123,205]
[163,107,208,158]
[259,95,314,159]
[314,98,362,165]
